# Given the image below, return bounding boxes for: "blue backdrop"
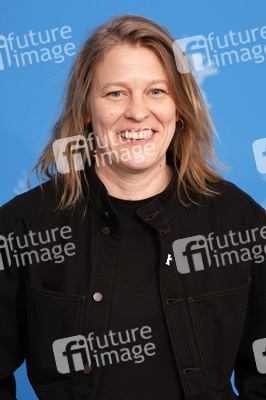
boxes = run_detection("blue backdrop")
[1,0,265,398]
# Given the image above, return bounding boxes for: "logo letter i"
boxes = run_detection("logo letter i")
[0,35,12,71]
[0,53,4,70]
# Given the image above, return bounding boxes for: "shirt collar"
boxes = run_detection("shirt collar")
[85,161,180,230]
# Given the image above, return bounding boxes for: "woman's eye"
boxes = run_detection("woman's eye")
[150,89,164,95]
[108,91,122,97]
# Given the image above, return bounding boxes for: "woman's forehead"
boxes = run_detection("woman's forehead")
[92,44,169,85]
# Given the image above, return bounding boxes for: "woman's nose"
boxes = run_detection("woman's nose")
[124,95,150,121]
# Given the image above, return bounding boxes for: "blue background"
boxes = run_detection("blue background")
[1,0,265,398]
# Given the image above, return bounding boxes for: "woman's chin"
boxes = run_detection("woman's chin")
[97,160,154,172]
[117,158,157,171]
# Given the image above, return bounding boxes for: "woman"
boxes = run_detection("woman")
[0,15,265,400]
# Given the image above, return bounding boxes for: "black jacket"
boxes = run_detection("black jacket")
[0,165,266,400]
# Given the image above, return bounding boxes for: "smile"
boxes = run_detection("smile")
[117,130,155,140]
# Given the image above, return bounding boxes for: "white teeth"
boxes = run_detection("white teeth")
[119,130,154,140]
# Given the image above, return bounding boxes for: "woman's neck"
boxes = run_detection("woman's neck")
[94,163,174,200]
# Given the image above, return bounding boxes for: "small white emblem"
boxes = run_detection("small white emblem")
[166,254,172,266]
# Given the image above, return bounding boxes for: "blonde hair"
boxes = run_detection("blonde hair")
[29,14,225,213]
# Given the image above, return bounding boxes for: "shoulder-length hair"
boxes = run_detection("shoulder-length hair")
[29,14,225,213]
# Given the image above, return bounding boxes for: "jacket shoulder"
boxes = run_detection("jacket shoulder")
[215,179,264,212]
[0,179,58,228]
[204,179,266,228]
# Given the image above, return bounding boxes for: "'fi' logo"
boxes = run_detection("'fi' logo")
[172,235,211,274]
[173,35,211,74]
[52,135,91,174]
[52,335,91,374]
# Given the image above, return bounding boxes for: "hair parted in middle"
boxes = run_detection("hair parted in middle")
[30,14,225,213]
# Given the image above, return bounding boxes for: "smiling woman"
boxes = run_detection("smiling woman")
[0,14,266,400]
[29,14,223,211]
[87,44,178,183]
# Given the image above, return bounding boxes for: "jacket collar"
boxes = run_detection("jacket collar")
[86,160,182,231]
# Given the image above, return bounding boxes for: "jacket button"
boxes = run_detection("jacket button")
[93,292,103,302]
[83,365,92,374]
[101,226,110,235]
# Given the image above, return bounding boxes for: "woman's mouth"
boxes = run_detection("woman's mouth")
[117,129,156,142]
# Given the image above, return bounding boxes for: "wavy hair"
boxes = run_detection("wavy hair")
[29,14,225,213]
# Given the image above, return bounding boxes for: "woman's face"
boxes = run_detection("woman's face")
[88,43,179,172]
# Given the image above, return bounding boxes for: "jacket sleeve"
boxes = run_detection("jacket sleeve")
[0,212,27,399]
[234,209,266,398]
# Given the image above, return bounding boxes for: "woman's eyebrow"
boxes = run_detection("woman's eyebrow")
[101,79,169,90]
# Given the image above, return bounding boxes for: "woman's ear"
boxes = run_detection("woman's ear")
[176,111,180,122]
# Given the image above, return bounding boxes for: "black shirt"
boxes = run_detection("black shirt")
[95,191,185,399]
